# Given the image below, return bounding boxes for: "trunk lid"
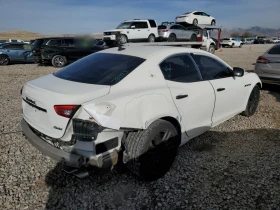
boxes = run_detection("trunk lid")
[22,74,110,139]
[261,53,280,75]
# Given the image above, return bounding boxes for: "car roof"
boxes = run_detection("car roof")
[97,45,205,59]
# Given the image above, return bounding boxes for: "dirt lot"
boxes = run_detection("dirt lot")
[0,44,279,210]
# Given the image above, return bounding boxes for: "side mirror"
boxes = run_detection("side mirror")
[131,25,135,29]
[232,67,245,77]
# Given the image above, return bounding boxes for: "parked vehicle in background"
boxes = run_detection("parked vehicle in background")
[7,39,24,43]
[241,38,254,44]
[32,37,53,63]
[254,43,280,85]
[21,45,261,181]
[157,23,197,42]
[0,42,33,65]
[271,37,280,43]
[221,38,242,48]
[176,11,216,26]
[0,40,6,44]
[30,40,35,45]
[94,39,109,49]
[211,37,222,50]
[40,37,104,67]
[103,19,158,45]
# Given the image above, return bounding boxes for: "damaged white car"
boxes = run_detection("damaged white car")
[21,46,262,181]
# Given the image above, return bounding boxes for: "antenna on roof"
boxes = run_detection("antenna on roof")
[116,31,125,51]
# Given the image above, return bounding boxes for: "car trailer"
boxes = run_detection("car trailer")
[103,24,222,54]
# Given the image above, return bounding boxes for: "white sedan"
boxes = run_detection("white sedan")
[175,11,216,25]
[21,46,261,181]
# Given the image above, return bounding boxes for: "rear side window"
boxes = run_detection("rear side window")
[134,22,148,29]
[53,53,146,86]
[63,38,75,46]
[267,45,280,54]
[33,39,44,46]
[159,54,201,83]
[158,25,167,29]
[47,39,62,46]
[148,20,157,28]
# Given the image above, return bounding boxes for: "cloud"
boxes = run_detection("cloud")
[0,0,279,34]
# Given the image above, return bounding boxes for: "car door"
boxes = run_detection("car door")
[191,53,248,127]
[62,38,79,61]
[201,12,211,24]
[131,21,149,40]
[3,44,26,61]
[177,25,191,40]
[170,25,182,39]
[159,53,215,138]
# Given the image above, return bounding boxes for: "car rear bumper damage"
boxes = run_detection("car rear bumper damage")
[21,118,121,177]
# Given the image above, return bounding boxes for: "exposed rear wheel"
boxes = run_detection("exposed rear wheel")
[209,44,215,54]
[168,34,176,42]
[148,34,155,42]
[190,34,197,41]
[211,20,216,25]
[123,119,180,181]
[193,19,198,25]
[0,55,9,65]
[242,85,260,117]
[51,55,67,68]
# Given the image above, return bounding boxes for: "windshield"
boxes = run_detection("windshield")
[116,22,133,29]
[53,53,146,86]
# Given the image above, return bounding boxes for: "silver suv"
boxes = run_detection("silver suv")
[158,22,197,42]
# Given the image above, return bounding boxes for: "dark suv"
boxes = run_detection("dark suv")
[33,37,104,67]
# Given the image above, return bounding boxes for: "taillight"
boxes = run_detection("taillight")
[54,105,78,118]
[256,56,269,64]
[162,29,169,32]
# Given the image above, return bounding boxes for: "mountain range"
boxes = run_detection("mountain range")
[220,26,280,38]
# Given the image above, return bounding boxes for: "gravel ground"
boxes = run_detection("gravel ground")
[0,44,280,210]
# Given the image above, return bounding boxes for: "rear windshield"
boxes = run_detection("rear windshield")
[267,45,280,55]
[53,53,146,86]
[158,25,167,29]
[33,39,44,46]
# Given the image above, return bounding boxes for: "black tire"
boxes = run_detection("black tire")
[123,119,180,181]
[0,55,10,65]
[148,34,155,42]
[168,34,176,42]
[119,34,128,44]
[193,19,198,25]
[209,44,215,54]
[242,85,260,117]
[190,34,197,41]
[231,43,234,48]
[51,55,67,68]
[239,43,243,48]
[211,20,216,25]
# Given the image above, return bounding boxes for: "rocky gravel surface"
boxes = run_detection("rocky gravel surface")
[0,44,280,210]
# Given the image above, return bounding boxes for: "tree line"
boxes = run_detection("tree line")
[230,31,267,38]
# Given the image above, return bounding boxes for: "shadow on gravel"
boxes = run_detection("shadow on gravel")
[262,83,280,102]
[44,128,280,210]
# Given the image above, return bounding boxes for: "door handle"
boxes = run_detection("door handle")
[217,88,225,92]
[176,94,188,99]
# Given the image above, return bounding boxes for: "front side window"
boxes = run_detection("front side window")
[159,54,201,83]
[116,22,132,29]
[53,53,146,86]
[191,54,232,80]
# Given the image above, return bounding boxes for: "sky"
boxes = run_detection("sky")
[0,0,279,34]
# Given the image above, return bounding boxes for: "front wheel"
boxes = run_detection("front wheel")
[123,119,180,181]
[208,44,216,54]
[51,55,67,68]
[242,85,260,117]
